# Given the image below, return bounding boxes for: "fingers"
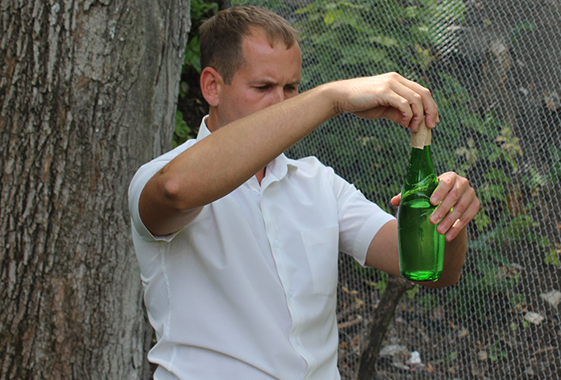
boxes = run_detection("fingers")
[429,172,480,242]
[389,74,438,131]
[366,73,439,132]
[391,193,401,207]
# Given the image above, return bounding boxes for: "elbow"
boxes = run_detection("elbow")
[161,174,193,211]
[439,273,462,288]
[450,272,462,286]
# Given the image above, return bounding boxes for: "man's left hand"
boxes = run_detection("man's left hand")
[391,172,480,242]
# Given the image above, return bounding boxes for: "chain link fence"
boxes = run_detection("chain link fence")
[228,0,561,378]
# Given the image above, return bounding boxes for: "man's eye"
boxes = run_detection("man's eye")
[256,85,270,91]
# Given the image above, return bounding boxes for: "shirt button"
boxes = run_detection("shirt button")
[288,290,294,297]
[274,240,281,247]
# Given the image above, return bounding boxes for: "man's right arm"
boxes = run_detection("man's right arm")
[139,73,439,236]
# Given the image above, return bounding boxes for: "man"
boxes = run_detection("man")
[129,5,480,380]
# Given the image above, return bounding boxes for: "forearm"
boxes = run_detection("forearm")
[139,84,342,235]
[151,72,441,213]
[140,73,441,236]
[155,85,338,210]
[364,220,467,289]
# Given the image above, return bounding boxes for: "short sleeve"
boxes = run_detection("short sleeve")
[128,160,172,241]
[128,141,197,242]
[331,173,396,265]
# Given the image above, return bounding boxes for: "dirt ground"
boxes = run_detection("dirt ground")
[336,249,561,380]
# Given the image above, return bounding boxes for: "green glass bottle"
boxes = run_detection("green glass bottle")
[397,126,445,282]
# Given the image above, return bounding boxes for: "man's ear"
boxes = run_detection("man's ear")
[200,67,223,107]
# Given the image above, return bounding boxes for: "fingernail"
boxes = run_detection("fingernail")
[430,213,439,224]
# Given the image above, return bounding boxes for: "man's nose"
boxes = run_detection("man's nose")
[271,87,286,104]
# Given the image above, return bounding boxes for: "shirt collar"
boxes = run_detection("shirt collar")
[197,116,212,140]
[266,153,298,183]
[197,115,298,183]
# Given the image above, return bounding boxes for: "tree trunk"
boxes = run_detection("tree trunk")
[357,275,414,380]
[0,0,190,378]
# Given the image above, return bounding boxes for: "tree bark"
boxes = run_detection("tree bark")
[356,275,414,380]
[0,0,190,378]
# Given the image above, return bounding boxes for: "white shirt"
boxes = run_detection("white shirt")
[128,118,395,380]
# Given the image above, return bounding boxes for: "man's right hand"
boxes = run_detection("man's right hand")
[325,72,439,132]
[139,72,439,237]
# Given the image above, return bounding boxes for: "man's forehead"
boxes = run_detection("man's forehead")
[244,26,296,49]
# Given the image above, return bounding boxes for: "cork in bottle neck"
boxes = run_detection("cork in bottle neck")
[410,121,431,149]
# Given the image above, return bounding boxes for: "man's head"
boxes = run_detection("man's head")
[199,6,299,84]
[199,6,302,132]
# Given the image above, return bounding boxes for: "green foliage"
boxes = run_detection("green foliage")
[173,111,192,148]
[174,0,218,147]
[544,246,560,266]
[280,0,547,309]
[444,133,534,322]
[294,0,442,85]
[184,0,219,76]
[548,146,561,184]
[182,36,202,86]
[181,0,219,97]
[488,343,509,362]
[191,0,559,325]
[446,213,528,322]
[510,22,536,44]
[183,0,219,75]
[418,293,439,311]
[295,0,557,321]
[443,350,458,364]
[285,0,466,212]
[230,0,293,13]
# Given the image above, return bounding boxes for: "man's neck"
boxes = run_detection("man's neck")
[256,168,266,185]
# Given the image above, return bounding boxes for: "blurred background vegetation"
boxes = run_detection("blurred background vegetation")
[174,1,561,377]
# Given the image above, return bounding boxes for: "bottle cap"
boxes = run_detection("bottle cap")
[410,121,431,149]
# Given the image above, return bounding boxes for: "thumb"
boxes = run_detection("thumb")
[391,193,401,207]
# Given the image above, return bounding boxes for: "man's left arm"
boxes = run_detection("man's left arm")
[364,172,480,288]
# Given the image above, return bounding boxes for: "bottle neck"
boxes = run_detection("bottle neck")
[404,145,437,190]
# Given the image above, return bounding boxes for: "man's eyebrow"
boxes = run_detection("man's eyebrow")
[250,79,276,85]
[251,78,301,85]
[281,80,301,86]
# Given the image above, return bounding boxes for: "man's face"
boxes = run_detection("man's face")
[211,29,302,130]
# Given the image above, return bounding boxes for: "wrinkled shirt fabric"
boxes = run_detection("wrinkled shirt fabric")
[128,117,395,380]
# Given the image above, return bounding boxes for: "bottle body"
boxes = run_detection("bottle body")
[397,145,445,282]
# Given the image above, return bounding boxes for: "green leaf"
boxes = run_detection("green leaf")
[511,22,536,44]
[544,248,560,266]
[173,111,192,148]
